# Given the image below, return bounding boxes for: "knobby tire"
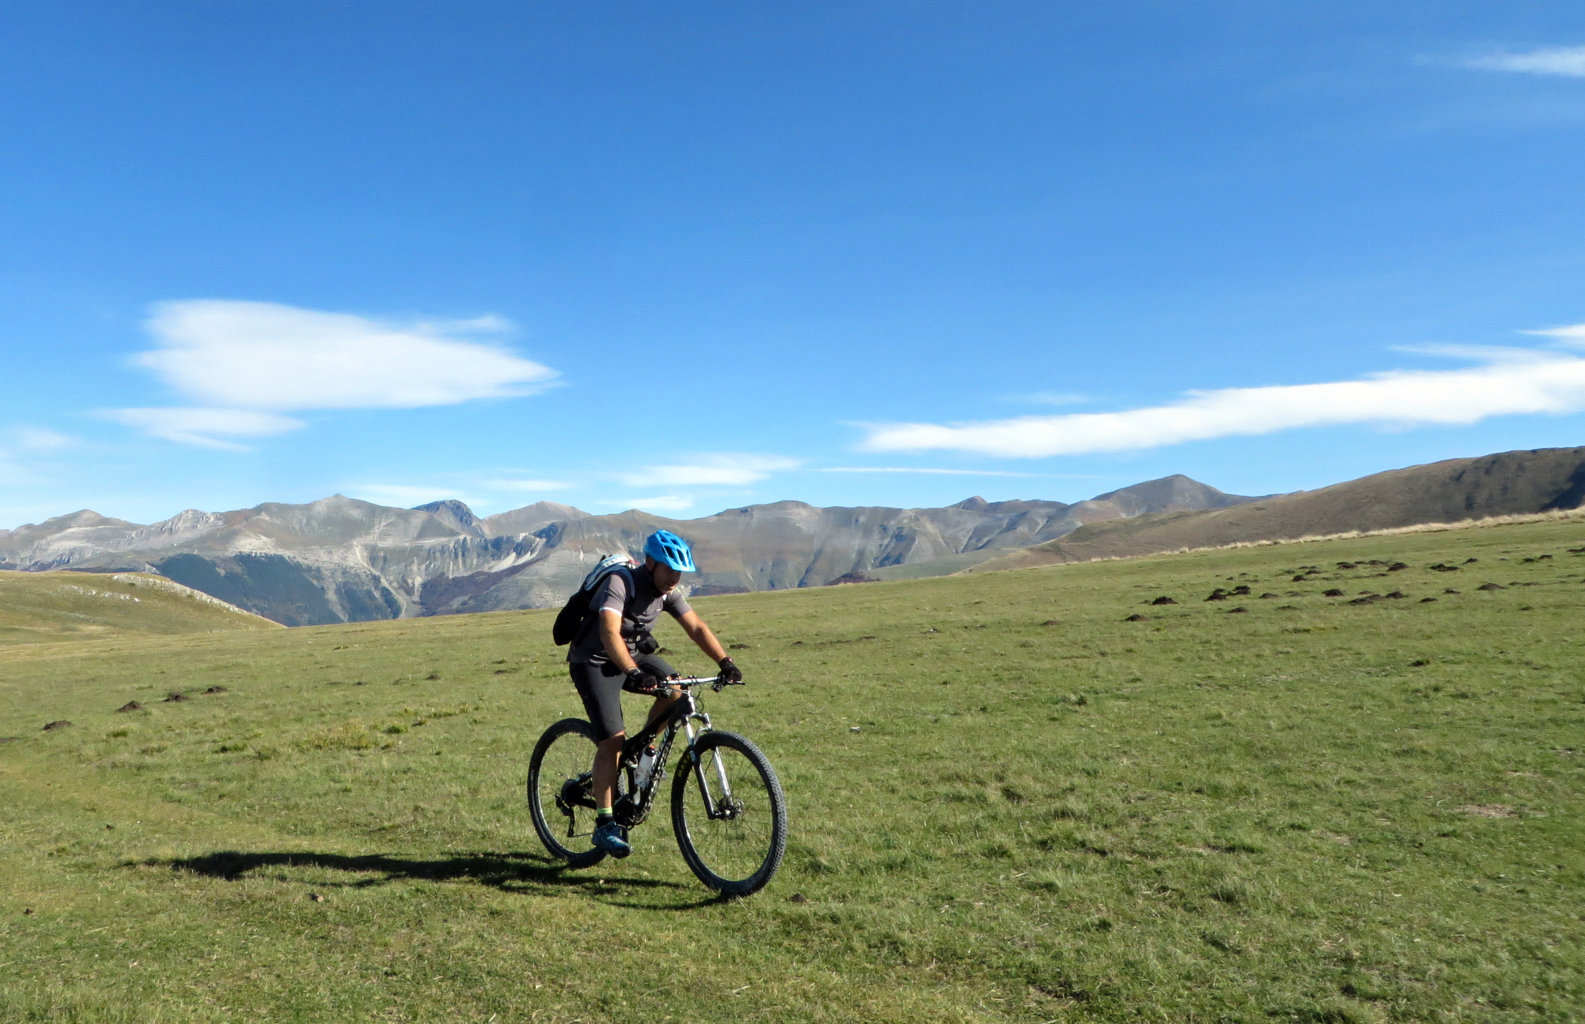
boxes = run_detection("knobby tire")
[670,730,787,897]
[527,718,611,869]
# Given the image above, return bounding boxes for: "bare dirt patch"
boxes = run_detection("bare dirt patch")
[1457,804,1517,819]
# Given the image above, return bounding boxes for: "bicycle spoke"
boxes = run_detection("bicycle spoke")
[527,719,609,868]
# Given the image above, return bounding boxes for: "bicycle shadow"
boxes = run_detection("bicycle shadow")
[149,849,720,906]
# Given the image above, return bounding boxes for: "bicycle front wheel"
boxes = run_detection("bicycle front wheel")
[527,718,608,868]
[670,730,787,897]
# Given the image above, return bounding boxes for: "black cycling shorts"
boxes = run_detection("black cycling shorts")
[568,653,677,742]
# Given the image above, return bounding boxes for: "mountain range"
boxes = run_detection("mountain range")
[967,446,1585,573]
[3,446,1580,627]
[0,475,1250,625]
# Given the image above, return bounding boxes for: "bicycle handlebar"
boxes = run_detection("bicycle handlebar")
[669,674,745,692]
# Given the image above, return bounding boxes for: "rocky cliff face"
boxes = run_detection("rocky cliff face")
[0,478,1252,625]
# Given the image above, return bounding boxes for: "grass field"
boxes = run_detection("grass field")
[2,517,1582,1022]
[0,571,280,647]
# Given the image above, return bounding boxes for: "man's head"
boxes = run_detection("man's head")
[643,529,695,593]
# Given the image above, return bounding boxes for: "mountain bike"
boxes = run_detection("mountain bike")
[527,673,787,897]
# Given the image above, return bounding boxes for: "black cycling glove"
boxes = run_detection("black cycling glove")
[624,667,666,694]
[717,657,743,684]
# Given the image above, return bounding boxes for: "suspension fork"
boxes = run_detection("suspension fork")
[680,709,739,820]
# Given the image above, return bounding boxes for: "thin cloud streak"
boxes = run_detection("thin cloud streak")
[1002,391,1089,407]
[859,344,1585,459]
[821,467,1046,477]
[8,427,79,453]
[0,429,81,511]
[613,454,803,489]
[481,477,573,493]
[606,494,697,514]
[1466,45,1585,78]
[1528,324,1585,342]
[101,408,306,451]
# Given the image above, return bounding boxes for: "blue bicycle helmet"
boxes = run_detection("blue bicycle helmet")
[643,529,696,572]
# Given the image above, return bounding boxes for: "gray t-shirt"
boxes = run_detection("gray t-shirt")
[567,566,693,665]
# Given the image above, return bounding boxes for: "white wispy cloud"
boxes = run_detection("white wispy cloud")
[821,467,1045,477]
[0,428,80,511]
[1527,324,1585,343]
[599,453,805,515]
[113,299,559,447]
[481,477,574,493]
[1002,391,1089,407]
[101,408,306,452]
[8,427,79,453]
[858,335,1585,458]
[613,453,803,489]
[1466,45,1585,78]
[606,494,698,514]
[138,299,557,410]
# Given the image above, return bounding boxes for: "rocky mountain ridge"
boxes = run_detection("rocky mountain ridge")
[0,476,1249,625]
[13,447,1575,627]
[967,446,1585,573]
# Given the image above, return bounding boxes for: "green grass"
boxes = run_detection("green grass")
[2,517,1583,1022]
[0,571,280,646]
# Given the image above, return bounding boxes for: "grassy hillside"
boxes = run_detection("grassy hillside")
[971,447,1585,571]
[1,516,1582,1022]
[0,570,281,646]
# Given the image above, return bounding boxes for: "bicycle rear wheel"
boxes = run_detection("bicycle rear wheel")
[670,730,787,897]
[527,718,609,868]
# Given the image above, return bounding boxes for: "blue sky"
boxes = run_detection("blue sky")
[4,2,1585,529]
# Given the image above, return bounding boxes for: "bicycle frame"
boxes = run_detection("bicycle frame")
[615,675,737,828]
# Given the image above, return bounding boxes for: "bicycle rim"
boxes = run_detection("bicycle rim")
[527,718,608,868]
[670,731,787,897]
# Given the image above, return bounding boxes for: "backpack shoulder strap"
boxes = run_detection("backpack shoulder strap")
[569,564,638,644]
[554,557,636,647]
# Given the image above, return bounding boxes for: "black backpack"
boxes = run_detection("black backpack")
[551,555,638,646]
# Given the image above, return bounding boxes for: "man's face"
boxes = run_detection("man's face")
[649,558,682,593]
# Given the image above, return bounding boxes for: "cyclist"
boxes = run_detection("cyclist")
[566,528,742,857]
